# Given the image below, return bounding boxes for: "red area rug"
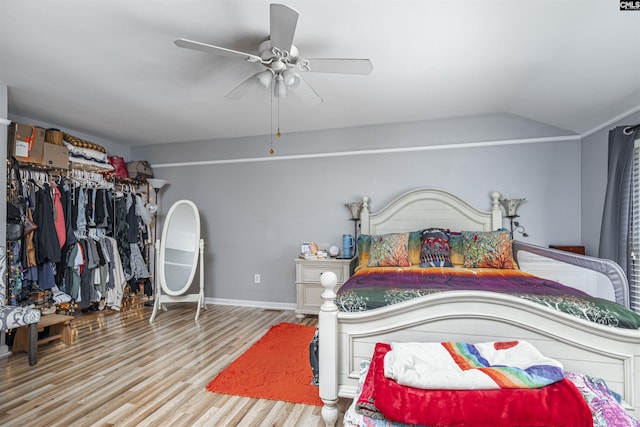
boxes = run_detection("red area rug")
[206,322,322,406]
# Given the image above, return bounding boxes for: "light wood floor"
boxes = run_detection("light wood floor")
[0,300,352,427]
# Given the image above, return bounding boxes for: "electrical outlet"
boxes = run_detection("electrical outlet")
[254,274,261,284]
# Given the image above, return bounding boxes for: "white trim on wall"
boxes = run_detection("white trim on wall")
[205,297,295,311]
[153,134,580,169]
[581,104,640,139]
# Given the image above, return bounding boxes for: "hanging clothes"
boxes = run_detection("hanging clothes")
[52,185,66,248]
[129,243,150,280]
[114,194,132,280]
[126,194,138,244]
[36,262,56,290]
[94,189,109,228]
[33,184,61,264]
[25,207,37,268]
[86,188,96,227]
[64,242,83,300]
[75,186,87,233]
[77,237,101,310]
[11,167,148,310]
[59,181,77,248]
[104,236,126,311]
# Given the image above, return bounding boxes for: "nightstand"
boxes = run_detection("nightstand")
[295,257,357,318]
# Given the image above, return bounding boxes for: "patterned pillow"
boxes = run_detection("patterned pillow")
[368,232,410,267]
[408,230,422,266]
[420,228,452,267]
[359,231,421,269]
[462,230,517,269]
[449,232,464,266]
[356,234,372,271]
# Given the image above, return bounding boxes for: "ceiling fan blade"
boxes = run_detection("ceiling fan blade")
[291,76,323,107]
[224,74,261,100]
[270,4,299,53]
[174,38,262,63]
[298,58,373,75]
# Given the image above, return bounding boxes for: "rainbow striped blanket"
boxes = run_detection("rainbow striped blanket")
[383,340,564,389]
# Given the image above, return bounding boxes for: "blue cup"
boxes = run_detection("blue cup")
[343,234,355,258]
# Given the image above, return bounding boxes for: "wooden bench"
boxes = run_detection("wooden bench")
[13,314,75,362]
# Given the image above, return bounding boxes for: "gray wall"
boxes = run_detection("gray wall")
[581,110,640,256]
[132,114,582,306]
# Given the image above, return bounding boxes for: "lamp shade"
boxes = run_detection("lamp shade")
[147,178,168,190]
[499,198,525,217]
[345,201,363,219]
[282,70,300,88]
[274,75,287,97]
[256,70,273,88]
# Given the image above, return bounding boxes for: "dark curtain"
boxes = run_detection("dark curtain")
[599,125,640,281]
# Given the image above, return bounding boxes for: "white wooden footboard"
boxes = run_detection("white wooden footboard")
[319,271,640,427]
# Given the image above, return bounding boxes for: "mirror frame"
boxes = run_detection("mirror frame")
[158,199,201,296]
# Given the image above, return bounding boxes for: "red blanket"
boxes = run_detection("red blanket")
[357,343,593,427]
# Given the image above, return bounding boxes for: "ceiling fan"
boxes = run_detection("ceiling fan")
[174,3,373,106]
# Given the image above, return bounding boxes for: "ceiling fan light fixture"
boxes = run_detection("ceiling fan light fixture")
[256,70,274,88]
[282,69,300,88]
[274,75,287,97]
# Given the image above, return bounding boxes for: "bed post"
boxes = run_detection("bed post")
[360,195,370,234]
[490,191,502,230]
[319,271,339,427]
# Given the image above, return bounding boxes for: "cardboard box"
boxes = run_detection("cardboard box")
[39,143,69,169]
[7,123,46,163]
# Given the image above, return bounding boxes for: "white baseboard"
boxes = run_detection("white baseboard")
[205,297,296,311]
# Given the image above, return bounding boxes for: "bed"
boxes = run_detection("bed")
[317,188,640,427]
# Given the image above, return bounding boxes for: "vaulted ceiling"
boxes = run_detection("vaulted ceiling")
[1,0,639,146]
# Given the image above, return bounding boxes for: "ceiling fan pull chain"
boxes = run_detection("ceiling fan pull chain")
[276,95,282,139]
[269,88,275,155]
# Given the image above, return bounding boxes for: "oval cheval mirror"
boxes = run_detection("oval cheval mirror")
[150,200,205,323]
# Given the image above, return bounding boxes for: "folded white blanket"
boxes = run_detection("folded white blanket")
[384,340,564,390]
[64,141,108,163]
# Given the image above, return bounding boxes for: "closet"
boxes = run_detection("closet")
[6,160,152,316]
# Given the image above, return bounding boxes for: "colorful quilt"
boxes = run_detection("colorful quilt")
[335,267,640,329]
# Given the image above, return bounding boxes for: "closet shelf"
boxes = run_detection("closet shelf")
[13,160,147,186]
[12,159,69,173]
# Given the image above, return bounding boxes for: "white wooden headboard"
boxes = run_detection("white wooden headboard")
[360,188,503,235]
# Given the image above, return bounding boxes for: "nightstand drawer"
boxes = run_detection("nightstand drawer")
[294,257,357,318]
[296,283,337,311]
[297,263,347,284]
